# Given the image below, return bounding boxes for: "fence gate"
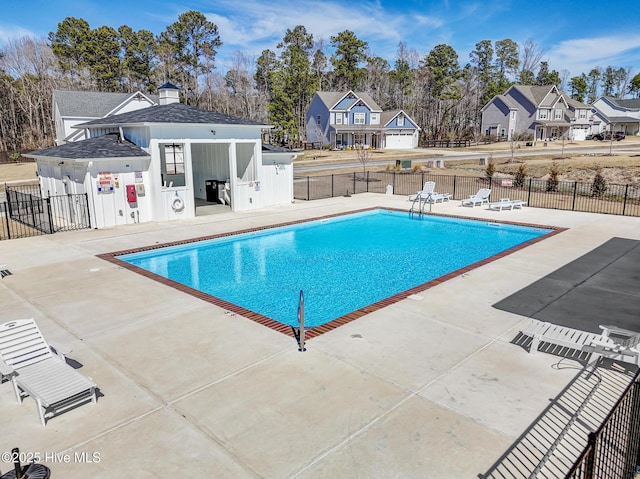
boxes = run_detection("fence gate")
[1,185,91,241]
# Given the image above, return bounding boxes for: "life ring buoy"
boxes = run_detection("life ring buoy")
[171,195,184,212]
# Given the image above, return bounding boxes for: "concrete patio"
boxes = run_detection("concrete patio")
[0,193,638,478]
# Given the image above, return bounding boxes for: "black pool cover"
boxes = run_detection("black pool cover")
[493,237,640,334]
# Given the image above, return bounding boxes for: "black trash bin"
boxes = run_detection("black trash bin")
[205,180,218,203]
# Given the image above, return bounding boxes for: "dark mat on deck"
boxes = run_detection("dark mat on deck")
[493,237,640,334]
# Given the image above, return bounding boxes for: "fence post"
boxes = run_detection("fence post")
[584,432,597,479]
[2,202,10,240]
[366,170,369,193]
[572,181,578,211]
[453,175,457,200]
[392,171,396,193]
[622,184,628,216]
[306,176,310,200]
[46,197,54,234]
[352,172,356,195]
[527,179,532,206]
[331,174,334,198]
[83,193,91,228]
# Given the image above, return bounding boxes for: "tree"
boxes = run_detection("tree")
[568,74,588,102]
[629,72,640,98]
[84,25,121,91]
[118,26,156,93]
[48,17,91,77]
[518,39,545,84]
[330,30,368,90]
[546,162,560,192]
[469,40,495,105]
[535,61,560,86]
[586,68,601,104]
[591,165,607,198]
[513,163,527,188]
[389,57,410,109]
[268,25,317,145]
[494,38,519,92]
[424,44,460,98]
[254,49,278,99]
[363,56,390,107]
[158,10,222,103]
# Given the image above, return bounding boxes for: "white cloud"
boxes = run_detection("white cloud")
[203,0,438,62]
[547,34,640,75]
[0,24,37,45]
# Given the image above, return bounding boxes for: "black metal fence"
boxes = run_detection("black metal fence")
[293,172,640,217]
[565,371,640,479]
[1,185,91,240]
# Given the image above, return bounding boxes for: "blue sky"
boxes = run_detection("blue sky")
[2,0,640,81]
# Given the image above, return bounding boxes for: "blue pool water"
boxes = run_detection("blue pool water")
[118,210,552,328]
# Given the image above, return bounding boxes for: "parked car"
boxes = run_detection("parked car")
[593,131,625,141]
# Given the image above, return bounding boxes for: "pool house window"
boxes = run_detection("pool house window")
[161,143,186,186]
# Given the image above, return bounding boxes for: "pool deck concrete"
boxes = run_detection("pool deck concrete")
[1,194,639,478]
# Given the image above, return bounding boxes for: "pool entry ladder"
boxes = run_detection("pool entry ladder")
[409,193,433,218]
[292,290,306,352]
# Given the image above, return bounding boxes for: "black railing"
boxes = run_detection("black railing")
[1,186,91,240]
[565,371,640,479]
[293,172,640,217]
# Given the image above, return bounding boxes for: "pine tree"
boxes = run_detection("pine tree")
[591,165,607,197]
[546,162,560,192]
[514,163,527,188]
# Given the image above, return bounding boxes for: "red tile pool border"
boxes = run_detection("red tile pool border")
[98,208,566,341]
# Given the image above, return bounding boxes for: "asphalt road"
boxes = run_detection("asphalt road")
[294,143,640,174]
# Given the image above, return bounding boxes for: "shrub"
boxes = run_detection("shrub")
[485,158,496,179]
[412,164,422,172]
[546,161,560,192]
[591,165,607,197]
[514,163,527,188]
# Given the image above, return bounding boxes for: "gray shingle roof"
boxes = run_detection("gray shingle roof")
[25,133,150,160]
[77,103,265,128]
[53,90,158,117]
[314,91,382,112]
[604,97,640,110]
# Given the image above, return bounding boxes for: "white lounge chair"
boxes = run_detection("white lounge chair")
[0,263,10,278]
[0,318,97,426]
[584,325,640,366]
[461,188,491,207]
[409,182,451,202]
[520,320,640,367]
[409,181,436,201]
[488,198,526,211]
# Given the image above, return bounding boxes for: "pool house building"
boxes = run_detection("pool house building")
[25,84,298,229]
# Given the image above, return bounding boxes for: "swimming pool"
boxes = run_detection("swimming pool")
[114,209,555,331]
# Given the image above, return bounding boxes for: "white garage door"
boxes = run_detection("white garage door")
[571,128,587,141]
[385,133,414,149]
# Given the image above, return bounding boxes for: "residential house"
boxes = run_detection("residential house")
[590,97,640,136]
[26,83,297,229]
[306,91,421,149]
[53,89,159,144]
[481,85,592,142]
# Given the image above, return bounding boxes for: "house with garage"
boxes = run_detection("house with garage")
[25,83,297,229]
[53,89,158,144]
[305,91,421,149]
[481,85,592,142]
[589,97,640,136]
